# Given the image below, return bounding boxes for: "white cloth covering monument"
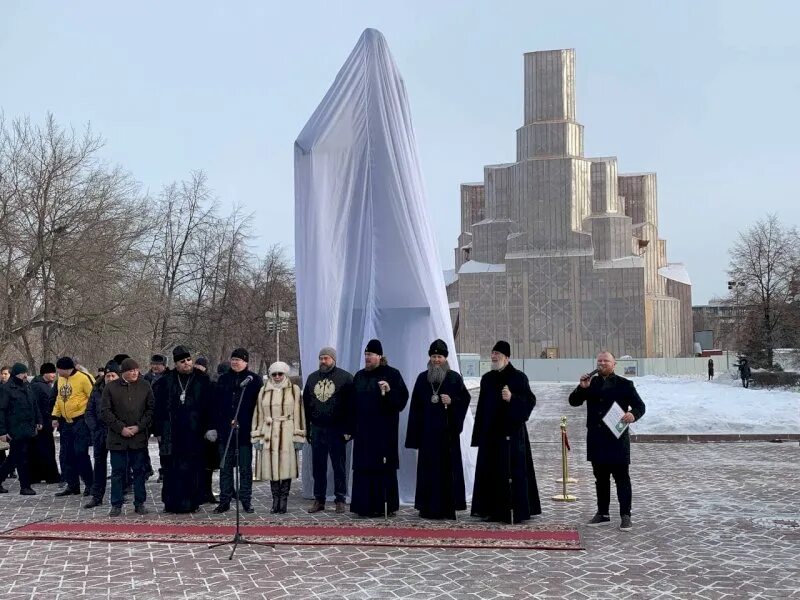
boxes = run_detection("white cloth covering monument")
[294,28,477,504]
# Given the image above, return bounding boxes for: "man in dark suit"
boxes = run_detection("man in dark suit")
[569,351,646,531]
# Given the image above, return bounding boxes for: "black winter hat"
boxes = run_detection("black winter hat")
[150,354,166,365]
[120,358,139,372]
[217,361,230,376]
[10,363,28,378]
[428,339,449,357]
[492,340,511,358]
[230,347,249,362]
[39,362,56,375]
[195,356,209,368]
[172,346,191,362]
[112,354,130,365]
[365,339,383,355]
[56,357,75,370]
[104,360,121,375]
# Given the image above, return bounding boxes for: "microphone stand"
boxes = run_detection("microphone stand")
[208,379,273,559]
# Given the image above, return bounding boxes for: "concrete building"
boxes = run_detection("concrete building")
[449,49,692,358]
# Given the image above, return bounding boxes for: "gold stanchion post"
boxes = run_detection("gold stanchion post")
[552,416,577,502]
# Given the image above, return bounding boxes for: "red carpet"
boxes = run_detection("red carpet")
[0,518,582,551]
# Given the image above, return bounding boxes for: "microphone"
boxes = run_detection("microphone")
[239,375,253,388]
[586,368,600,378]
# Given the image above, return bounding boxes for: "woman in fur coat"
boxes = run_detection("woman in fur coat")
[251,361,306,513]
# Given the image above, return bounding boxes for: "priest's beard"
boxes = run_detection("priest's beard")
[427,360,450,384]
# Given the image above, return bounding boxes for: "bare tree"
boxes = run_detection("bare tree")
[727,214,800,368]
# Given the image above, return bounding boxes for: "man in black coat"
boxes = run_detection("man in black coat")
[153,346,215,514]
[213,347,263,514]
[302,345,353,514]
[28,363,60,484]
[406,339,470,520]
[83,361,121,508]
[569,351,646,531]
[471,341,541,524]
[348,339,409,518]
[0,363,42,495]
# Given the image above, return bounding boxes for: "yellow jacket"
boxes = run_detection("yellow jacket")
[52,370,95,422]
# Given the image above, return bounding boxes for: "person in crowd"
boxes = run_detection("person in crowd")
[0,366,11,385]
[28,363,60,484]
[252,361,306,514]
[0,363,41,495]
[213,348,262,514]
[143,354,168,386]
[52,356,95,497]
[348,339,409,518]
[406,339,470,520]
[101,358,154,516]
[471,341,541,524]
[738,358,751,388]
[707,358,714,381]
[152,346,215,513]
[302,346,353,514]
[83,361,120,508]
[569,350,646,531]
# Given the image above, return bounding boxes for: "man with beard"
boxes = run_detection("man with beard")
[569,351,645,531]
[406,339,471,520]
[213,348,262,514]
[302,346,353,514]
[52,356,95,497]
[153,346,215,513]
[471,341,541,524]
[0,363,41,495]
[348,339,409,518]
[83,361,121,508]
[28,363,60,484]
[101,358,154,516]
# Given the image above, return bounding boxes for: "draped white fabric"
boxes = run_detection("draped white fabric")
[294,28,476,504]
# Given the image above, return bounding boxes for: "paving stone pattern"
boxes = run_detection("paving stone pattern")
[0,382,797,599]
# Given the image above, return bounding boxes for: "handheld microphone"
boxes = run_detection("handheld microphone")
[239,375,254,388]
[585,368,600,379]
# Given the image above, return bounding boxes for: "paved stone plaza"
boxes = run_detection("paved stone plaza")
[0,382,797,599]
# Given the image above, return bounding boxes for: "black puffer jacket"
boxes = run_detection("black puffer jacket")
[0,376,42,441]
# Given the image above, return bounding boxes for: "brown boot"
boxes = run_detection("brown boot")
[308,500,325,513]
[335,501,347,514]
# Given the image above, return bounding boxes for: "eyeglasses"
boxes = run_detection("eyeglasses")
[271,373,285,377]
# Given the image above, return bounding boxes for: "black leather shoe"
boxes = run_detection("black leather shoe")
[242,503,255,514]
[19,488,37,496]
[109,506,122,517]
[0,484,8,494]
[83,498,103,509]
[83,488,91,497]
[134,504,149,515]
[55,487,80,497]
[213,503,230,514]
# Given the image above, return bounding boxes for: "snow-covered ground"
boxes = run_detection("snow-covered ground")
[465,373,800,434]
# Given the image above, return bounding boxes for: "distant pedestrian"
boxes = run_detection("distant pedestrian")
[707,359,714,381]
[738,359,751,388]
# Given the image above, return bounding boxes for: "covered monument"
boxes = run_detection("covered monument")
[294,28,477,504]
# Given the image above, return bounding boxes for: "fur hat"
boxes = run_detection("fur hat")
[150,354,166,365]
[365,339,383,356]
[492,340,511,358]
[231,347,249,362]
[428,339,449,357]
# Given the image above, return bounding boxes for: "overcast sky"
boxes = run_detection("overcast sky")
[2,0,798,304]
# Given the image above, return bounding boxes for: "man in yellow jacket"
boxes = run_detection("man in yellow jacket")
[52,357,95,497]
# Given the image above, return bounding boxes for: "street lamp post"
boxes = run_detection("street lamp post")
[265,304,291,362]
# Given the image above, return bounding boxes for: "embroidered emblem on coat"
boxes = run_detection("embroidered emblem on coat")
[313,379,335,403]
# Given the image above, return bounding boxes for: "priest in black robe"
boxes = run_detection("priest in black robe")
[471,340,541,523]
[406,339,470,519]
[152,346,214,514]
[348,339,409,518]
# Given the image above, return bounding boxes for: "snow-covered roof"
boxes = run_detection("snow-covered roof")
[595,256,645,269]
[659,263,692,286]
[458,260,506,274]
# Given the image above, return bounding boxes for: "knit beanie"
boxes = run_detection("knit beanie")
[10,363,28,378]
[319,346,337,362]
[120,358,139,372]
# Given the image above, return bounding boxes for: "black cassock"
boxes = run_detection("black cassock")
[405,369,470,519]
[29,377,60,483]
[348,364,408,517]
[470,362,541,523]
[153,369,213,513]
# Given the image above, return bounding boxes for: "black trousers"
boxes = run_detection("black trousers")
[591,462,632,517]
[0,438,31,488]
[90,433,108,501]
[59,419,93,491]
[219,443,252,505]
[310,425,347,503]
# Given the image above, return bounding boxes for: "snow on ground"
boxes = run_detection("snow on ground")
[630,374,800,434]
